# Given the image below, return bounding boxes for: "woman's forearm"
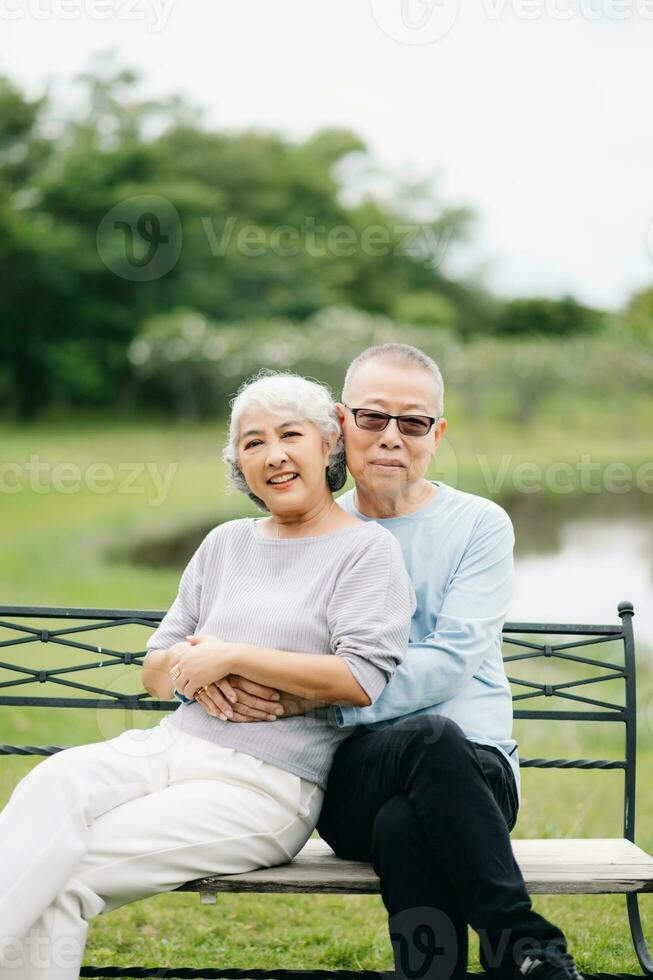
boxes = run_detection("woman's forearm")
[231,645,371,708]
[141,647,176,700]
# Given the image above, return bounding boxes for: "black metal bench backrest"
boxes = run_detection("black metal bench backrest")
[0,601,638,843]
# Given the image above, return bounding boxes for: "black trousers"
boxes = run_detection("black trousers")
[317,715,568,980]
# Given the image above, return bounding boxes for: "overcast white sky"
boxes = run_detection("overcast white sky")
[3,0,653,310]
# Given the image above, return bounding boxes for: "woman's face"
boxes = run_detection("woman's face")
[236,405,336,514]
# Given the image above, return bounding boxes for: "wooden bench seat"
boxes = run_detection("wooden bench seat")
[2,602,651,977]
[179,837,653,900]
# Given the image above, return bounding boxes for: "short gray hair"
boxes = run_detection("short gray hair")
[342,343,444,418]
[222,370,347,511]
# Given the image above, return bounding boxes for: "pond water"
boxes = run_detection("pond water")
[507,492,653,653]
[127,489,653,654]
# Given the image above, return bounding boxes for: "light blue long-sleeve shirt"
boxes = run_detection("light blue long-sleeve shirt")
[333,480,521,801]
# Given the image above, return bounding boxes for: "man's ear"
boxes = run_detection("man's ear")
[433,417,448,449]
[334,402,346,428]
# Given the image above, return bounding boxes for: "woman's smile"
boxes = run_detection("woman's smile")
[267,472,301,490]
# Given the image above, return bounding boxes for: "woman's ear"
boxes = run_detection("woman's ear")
[324,429,339,460]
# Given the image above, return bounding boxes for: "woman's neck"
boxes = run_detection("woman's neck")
[354,480,437,519]
[266,496,355,539]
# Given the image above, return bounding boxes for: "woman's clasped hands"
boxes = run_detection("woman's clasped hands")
[169,634,286,722]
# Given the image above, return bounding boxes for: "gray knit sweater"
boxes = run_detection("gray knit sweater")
[146,518,416,787]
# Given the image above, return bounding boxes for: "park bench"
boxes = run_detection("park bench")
[0,600,651,979]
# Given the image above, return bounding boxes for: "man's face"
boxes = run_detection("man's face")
[336,359,447,494]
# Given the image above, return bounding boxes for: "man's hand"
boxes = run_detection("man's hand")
[227,677,328,721]
[194,675,326,722]
[224,677,329,722]
[193,676,239,720]
[196,675,285,722]
[277,692,331,717]
[229,676,286,721]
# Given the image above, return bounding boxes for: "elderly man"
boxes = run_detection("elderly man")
[218,343,581,980]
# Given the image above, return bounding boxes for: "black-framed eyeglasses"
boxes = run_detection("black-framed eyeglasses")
[344,405,438,437]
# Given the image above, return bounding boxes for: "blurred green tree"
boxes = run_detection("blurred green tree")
[622,286,653,340]
[4,55,622,422]
[0,64,186,419]
[496,295,604,338]
[0,57,477,419]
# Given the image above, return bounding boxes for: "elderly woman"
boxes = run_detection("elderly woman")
[0,372,415,979]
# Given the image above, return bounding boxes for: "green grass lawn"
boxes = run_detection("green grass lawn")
[1,414,652,974]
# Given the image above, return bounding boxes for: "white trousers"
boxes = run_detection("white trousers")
[0,716,323,979]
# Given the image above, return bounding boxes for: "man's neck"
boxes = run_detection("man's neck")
[354,480,438,519]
